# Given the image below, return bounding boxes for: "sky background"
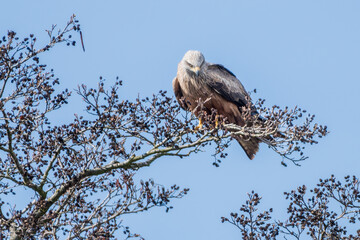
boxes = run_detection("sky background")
[1,1,360,239]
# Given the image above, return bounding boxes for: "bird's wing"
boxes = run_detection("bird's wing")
[205,64,249,107]
[172,77,188,110]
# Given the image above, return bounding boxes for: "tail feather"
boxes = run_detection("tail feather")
[233,135,260,160]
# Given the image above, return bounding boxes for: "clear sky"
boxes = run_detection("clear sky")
[1,1,360,239]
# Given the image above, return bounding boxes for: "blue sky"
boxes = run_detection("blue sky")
[2,1,360,239]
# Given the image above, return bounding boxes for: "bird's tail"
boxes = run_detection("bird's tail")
[233,135,260,160]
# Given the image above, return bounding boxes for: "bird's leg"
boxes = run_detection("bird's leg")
[215,115,219,128]
[195,118,203,131]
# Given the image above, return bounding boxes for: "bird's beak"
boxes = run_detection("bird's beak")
[193,66,200,76]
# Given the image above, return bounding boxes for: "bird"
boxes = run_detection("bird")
[172,50,260,159]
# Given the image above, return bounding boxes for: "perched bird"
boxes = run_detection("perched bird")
[172,50,260,159]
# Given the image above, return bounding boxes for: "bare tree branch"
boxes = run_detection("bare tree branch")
[0,16,327,239]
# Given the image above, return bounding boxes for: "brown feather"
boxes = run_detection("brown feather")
[202,94,260,160]
[233,136,260,160]
[172,77,188,110]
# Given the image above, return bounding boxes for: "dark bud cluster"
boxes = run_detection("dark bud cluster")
[222,175,360,239]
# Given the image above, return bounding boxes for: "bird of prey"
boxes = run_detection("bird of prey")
[172,50,260,159]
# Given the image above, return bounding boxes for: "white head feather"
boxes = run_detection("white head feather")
[181,50,206,75]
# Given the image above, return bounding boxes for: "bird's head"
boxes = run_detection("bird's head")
[182,50,205,76]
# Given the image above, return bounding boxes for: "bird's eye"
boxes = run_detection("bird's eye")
[186,61,193,68]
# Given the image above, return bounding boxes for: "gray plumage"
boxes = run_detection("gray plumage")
[173,50,260,159]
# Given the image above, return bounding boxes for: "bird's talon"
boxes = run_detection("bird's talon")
[194,119,203,131]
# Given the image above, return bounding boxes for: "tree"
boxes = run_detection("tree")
[0,16,326,239]
[221,175,360,239]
